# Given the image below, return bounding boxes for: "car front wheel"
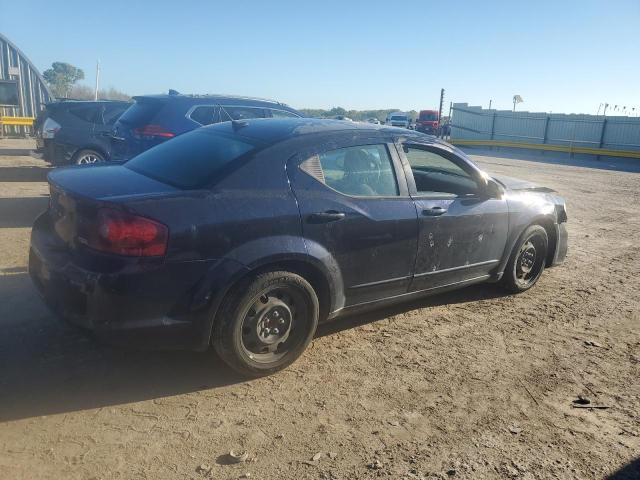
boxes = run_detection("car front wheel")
[213,271,319,377]
[502,225,548,293]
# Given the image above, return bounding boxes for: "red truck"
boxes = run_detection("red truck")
[415,109,439,134]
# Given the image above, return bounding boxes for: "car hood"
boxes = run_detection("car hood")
[491,174,556,193]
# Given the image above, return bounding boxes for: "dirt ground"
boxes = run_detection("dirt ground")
[0,140,638,480]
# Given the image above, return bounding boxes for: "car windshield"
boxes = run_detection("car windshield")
[420,113,437,121]
[125,129,258,189]
[391,116,406,121]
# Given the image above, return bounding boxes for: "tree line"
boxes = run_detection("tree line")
[41,62,420,115]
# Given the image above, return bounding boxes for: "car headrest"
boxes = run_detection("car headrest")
[344,149,371,173]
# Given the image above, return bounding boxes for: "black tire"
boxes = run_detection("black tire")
[213,271,319,377]
[502,224,548,293]
[74,149,104,165]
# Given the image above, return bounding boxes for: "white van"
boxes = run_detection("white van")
[385,112,410,128]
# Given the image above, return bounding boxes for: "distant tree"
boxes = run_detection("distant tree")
[42,62,85,98]
[68,84,130,101]
[328,107,347,117]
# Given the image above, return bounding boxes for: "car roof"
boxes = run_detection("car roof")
[132,93,295,109]
[200,117,443,146]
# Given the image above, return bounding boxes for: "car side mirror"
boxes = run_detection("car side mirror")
[483,178,504,198]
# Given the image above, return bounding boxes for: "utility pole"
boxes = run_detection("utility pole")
[488,99,492,110]
[94,60,100,101]
[437,88,445,137]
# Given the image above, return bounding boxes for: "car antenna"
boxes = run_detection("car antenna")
[216,102,247,130]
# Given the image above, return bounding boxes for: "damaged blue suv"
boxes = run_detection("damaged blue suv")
[29,118,567,376]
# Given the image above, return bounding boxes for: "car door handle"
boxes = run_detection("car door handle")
[422,207,447,216]
[308,211,346,223]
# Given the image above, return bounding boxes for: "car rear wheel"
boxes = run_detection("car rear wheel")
[213,271,319,377]
[502,225,548,293]
[74,149,104,165]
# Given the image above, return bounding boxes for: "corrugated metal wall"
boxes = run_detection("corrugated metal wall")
[451,103,640,154]
[0,32,52,136]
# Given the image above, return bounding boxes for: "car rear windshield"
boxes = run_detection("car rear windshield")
[118,98,164,125]
[125,130,258,189]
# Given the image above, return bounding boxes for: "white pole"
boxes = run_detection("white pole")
[94,60,100,101]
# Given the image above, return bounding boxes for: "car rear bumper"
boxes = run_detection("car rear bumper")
[28,212,247,350]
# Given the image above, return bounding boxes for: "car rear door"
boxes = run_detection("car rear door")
[288,136,419,308]
[92,103,129,158]
[398,142,509,291]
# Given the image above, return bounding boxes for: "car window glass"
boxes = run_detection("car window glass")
[269,109,299,118]
[125,130,258,189]
[190,106,217,125]
[102,104,128,125]
[404,146,479,197]
[313,144,399,197]
[69,105,99,123]
[223,106,266,120]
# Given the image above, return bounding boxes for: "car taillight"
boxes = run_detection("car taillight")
[42,117,61,139]
[86,209,168,257]
[132,124,175,139]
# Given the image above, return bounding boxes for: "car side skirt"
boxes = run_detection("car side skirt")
[327,273,491,320]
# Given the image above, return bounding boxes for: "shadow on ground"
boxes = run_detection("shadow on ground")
[0,271,508,422]
[0,196,49,228]
[464,147,640,174]
[607,458,640,479]
[0,148,36,157]
[0,165,50,182]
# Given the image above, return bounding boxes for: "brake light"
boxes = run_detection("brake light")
[42,117,61,139]
[132,124,175,139]
[87,209,168,257]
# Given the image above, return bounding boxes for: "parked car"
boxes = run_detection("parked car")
[29,118,568,376]
[366,118,381,124]
[110,91,302,161]
[34,100,130,165]
[385,112,410,128]
[333,115,353,121]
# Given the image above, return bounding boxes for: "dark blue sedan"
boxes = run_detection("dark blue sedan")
[29,118,567,376]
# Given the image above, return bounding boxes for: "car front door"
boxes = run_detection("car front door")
[398,142,509,291]
[288,139,419,308]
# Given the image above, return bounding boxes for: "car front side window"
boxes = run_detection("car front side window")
[303,144,399,197]
[404,146,479,197]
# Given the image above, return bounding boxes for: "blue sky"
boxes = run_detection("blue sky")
[1,0,638,114]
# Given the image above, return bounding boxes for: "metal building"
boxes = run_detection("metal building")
[0,32,52,136]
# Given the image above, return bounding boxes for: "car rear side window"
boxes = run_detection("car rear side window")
[302,144,399,197]
[189,106,219,125]
[102,104,128,125]
[69,105,99,123]
[125,130,257,189]
[222,106,266,121]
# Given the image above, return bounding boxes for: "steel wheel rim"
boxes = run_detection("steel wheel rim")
[239,285,307,364]
[515,235,545,287]
[77,153,101,165]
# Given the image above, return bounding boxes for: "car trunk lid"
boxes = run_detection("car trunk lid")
[47,165,178,249]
